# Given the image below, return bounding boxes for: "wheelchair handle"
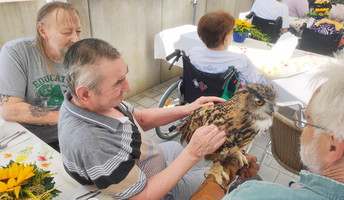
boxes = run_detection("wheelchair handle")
[166,49,187,70]
[166,49,181,61]
[299,23,307,33]
[246,12,255,19]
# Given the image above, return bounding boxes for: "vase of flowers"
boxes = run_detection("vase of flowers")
[233,19,271,46]
[0,161,60,199]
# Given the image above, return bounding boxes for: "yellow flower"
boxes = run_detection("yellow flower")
[0,162,35,198]
[314,0,330,4]
[235,19,251,28]
[315,8,329,12]
[235,19,243,26]
[243,20,251,27]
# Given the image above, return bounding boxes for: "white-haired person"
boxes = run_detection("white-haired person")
[0,1,82,151]
[222,56,344,199]
[309,4,344,48]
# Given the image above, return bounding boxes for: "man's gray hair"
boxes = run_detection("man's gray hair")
[64,38,121,98]
[329,4,344,23]
[310,53,344,141]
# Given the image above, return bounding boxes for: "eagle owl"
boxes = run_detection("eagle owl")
[177,83,277,184]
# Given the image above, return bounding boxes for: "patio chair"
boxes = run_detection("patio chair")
[246,11,283,43]
[298,25,344,56]
[260,101,308,175]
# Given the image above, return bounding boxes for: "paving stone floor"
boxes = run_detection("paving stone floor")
[125,76,300,188]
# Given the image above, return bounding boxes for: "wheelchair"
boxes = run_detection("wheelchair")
[298,23,344,56]
[155,49,240,140]
[246,11,283,44]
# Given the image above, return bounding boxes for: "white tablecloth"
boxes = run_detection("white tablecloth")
[154,25,334,106]
[289,17,315,33]
[0,120,112,200]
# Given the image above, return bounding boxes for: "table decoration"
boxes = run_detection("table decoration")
[0,160,60,199]
[303,8,330,19]
[233,19,271,46]
[303,0,331,19]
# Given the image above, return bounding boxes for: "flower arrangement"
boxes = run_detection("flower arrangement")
[302,7,330,18]
[302,0,331,18]
[0,161,60,200]
[233,19,253,36]
[233,19,271,46]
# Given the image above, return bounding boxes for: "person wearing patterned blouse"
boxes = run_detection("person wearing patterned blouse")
[309,4,344,48]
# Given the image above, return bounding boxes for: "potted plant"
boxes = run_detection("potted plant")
[233,19,271,46]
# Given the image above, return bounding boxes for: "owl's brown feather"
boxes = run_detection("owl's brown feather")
[177,83,277,184]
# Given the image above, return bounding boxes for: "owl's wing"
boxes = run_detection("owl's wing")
[177,102,231,144]
[177,107,206,144]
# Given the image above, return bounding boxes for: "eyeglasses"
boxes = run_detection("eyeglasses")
[292,108,327,131]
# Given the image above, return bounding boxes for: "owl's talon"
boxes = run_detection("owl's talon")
[205,162,229,185]
[231,151,248,167]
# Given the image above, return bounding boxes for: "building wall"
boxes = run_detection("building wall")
[0,0,253,98]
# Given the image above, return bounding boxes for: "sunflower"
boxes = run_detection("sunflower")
[314,8,330,12]
[314,0,330,3]
[0,162,35,198]
[233,19,255,35]
[0,161,60,199]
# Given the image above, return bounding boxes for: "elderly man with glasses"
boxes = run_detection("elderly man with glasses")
[222,57,344,199]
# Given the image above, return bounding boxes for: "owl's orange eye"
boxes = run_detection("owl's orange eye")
[255,100,264,106]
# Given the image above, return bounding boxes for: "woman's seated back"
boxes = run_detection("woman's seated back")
[309,4,344,47]
[189,10,266,87]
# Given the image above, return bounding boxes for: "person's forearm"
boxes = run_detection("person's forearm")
[137,105,191,131]
[130,125,225,199]
[130,146,202,200]
[135,96,225,131]
[0,102,59,126]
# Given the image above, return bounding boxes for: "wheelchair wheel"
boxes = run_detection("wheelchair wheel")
[155,80,184,140]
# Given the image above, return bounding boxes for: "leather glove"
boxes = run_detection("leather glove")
[190,154,259,200]
[237,154,260,178]
[189,174,229,200]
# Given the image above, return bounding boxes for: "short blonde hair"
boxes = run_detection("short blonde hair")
[35,1,79,72]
